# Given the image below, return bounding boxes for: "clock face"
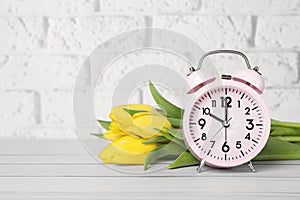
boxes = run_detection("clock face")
[184,84,270,168]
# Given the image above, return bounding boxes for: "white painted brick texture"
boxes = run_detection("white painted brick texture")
[0,0,299,139]
[256,16,300,49]
[48,16,147,52]
[101,0,200,12]
[0,91,39,128]
[0,17,45,50]
[153,15,252,50]
[202,0,300,13]
[0,0,98,13]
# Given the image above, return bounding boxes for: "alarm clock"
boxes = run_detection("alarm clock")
[183,50,270,172]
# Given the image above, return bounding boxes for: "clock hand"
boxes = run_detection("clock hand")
[225,100,228,123]
[197,117,232,172]
[203,117,232,150]
[224,117,232,141]
[209,113,224,124]
[225,126,227,142]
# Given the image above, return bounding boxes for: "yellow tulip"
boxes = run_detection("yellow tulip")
[99,135,157,164]
[103,130,124,141]
[109,104,171,139]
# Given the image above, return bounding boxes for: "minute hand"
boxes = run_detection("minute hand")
[225,101,229,123]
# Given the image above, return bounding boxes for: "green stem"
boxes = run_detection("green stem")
[271,119,300,129]
[273,136,300,143]
[270,127,300,136]
[254,137,300,161]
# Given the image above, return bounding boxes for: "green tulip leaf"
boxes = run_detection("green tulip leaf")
[165,128,184,140]
[254,137,300,160]
[271,119,300,129]
[274,136,300,143]
[90,133,104,139]
[149,81,184,119]
[270,127,300,136]
[167,117,182,128]
[97,120,111,130]
[123,108,149,116]
[154,128,185,147]
[142,136,169,144]
[144,142,186,170]
[168,151,199,169]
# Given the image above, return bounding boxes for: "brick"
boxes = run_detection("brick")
[263,88,300,122]
[94,50,190,86]
[202,0,300,13]
[48,16,146,52]
[256,16,300,48]
[0,91,39,127]
[153,15,252,50]
[0,55,88,90]
[41,90,74,126]
[15,127,77,139]
[101,0,200,12]
[206,52,298,87]
[0,17,45,50]
[0,0,98,13]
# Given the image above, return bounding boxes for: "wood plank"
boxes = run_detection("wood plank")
[1,162,300,178]
[0,192,299,200]
[0,140,88,155]
[0,155,97,164]
[1,154,300,165]
[1,177,300,194]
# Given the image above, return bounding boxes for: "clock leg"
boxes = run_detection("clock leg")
[196,159,206,173]
[247,161,257,173]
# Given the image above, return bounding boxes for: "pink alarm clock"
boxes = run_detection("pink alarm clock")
[183,50,270,172]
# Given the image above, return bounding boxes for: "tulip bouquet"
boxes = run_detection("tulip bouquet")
[93,82,300,170]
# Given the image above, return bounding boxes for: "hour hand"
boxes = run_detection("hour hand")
[209,113,224,124]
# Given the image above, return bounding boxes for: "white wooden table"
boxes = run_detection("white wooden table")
[1,140,300,199]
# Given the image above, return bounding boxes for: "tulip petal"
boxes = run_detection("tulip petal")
[133,114,172,138]
[99,136,157,165]
[112,136,156,154]
[123,108,149,116]
[103,131,123,141]
[99,143,146,164]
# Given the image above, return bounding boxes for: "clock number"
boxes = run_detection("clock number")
[198,118,206,129]
[202,107,210,115]
[212,100,216,107]
[238,100,241,108]
[201,133,207,141]
[220,96,232,108]
[245,107,251,115]
[221,142,230,153]
[245,133,251,140]
[210,140,216,148]
[236,141,242,149]
[246,119,254,130]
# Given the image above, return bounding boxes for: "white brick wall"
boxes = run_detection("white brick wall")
[0,17,45,50]
[0,0,299,139]
[153,15,252,50]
